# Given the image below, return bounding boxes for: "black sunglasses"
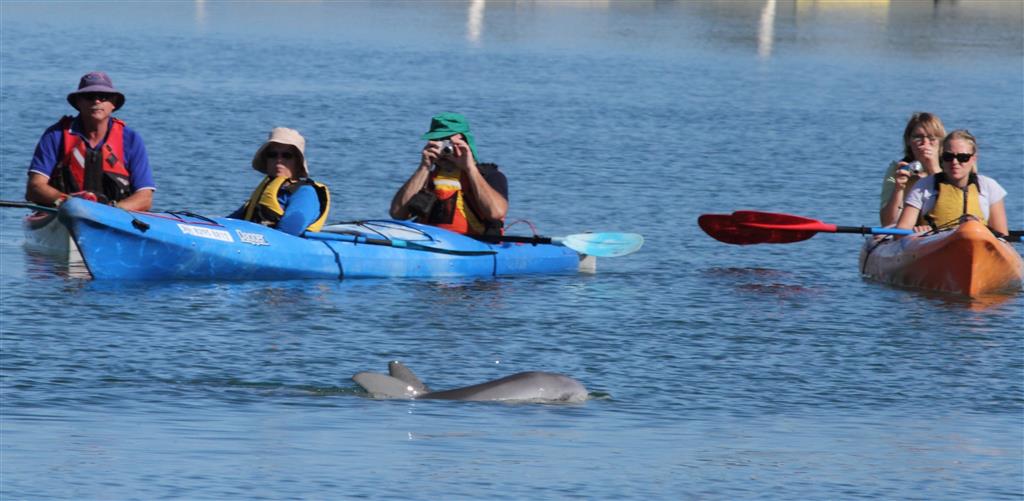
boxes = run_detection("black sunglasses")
[940,152,974,163]
[265,150,294,160]
[79,93,115,102]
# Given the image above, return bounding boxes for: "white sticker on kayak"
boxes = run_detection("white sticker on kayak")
[178,224,234,242]
[236,230,269,246]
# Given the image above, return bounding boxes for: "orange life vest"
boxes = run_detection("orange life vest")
[421,164,503,236]
[50,116,132,202]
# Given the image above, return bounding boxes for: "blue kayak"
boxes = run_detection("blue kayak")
[56,198,583,280]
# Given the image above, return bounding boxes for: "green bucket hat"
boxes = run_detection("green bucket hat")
[421,112,478,160]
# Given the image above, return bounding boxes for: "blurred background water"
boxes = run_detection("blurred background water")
[1,1,1022,499]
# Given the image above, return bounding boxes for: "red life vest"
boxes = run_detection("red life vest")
[49,116,132,202]
[421,164,504,236]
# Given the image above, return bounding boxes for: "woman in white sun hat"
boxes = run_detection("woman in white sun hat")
[228,127,331,236]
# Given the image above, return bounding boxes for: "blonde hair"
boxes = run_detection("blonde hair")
[942,129,977,153]
[902,112,947,161]
[942,129,978,173]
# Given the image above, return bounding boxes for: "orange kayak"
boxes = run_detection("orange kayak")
[859,220,1023,297]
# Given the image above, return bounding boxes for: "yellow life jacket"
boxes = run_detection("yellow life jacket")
[918,173,985,228]
[242,176,330,232]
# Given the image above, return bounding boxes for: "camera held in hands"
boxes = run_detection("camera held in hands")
[439,140,454,157]
[900,161,924,175]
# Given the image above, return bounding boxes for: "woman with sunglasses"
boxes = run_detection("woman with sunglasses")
[228,127,330,236]
[25,71,155,210]
[895,130,1008,237]
[879,112,946,226]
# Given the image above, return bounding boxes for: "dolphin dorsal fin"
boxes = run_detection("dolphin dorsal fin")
[388,361,431,393]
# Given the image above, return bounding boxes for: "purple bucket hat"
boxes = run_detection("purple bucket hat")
[66,71,126,111]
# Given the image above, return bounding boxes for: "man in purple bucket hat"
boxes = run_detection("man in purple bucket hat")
[25,71,154,210]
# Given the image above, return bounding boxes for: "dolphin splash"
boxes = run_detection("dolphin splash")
[353,361,589,403]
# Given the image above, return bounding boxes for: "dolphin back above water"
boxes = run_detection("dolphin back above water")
[352,361,589,403]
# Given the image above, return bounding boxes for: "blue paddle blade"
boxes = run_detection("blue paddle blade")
[556,232,644,257]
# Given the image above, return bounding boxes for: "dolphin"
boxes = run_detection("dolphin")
[352,361,589,403]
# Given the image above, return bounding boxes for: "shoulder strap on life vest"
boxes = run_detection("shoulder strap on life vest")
[921,172,984,229]
[243,176,287,225]
[51,116,80,193]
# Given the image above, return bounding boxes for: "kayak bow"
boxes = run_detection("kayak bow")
[859,219,1023,297]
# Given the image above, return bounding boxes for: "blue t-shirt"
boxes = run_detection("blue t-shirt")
[228,183,322,236]
[28,116,155,192]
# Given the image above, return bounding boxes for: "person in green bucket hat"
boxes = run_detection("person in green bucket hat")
[389,113,508,237]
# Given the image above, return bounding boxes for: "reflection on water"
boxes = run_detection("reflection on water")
[702,267,793,279]
[248,282,338,307]
[194,0,206,27]
[922,289,1019,313]
[467,0,485,45]
[758,0,776,59]
[858,274,1022,312]
[736,282,817,297]
[24,249,91,281]
[407,277,509,309]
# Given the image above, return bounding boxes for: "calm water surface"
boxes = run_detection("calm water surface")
[2,1,1022,499]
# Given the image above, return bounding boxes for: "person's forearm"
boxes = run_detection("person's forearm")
[988,201,1008,236]
[390,165,431,218]
[116,189,153,211]
[895,206,920,232]
[25,175,66,206]
[879,188,905,226]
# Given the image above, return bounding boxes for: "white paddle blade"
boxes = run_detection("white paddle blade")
[558,232,644,257]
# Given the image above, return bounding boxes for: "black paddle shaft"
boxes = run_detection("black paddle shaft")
[835,224,1021,243]
[834,226,876,235]
[0,200,56,212]
[475,235,554,246]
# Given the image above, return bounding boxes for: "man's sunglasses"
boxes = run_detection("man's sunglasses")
[940,152,974,163]
[78,93,116,102]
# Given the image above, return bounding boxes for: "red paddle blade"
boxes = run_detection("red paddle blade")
[698,214,818,245]
[698,214,771,245]
[731,211,838,233]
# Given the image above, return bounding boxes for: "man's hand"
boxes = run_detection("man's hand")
[70,191,99,202]
[446,134,475,172]
[420,141,442,169]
